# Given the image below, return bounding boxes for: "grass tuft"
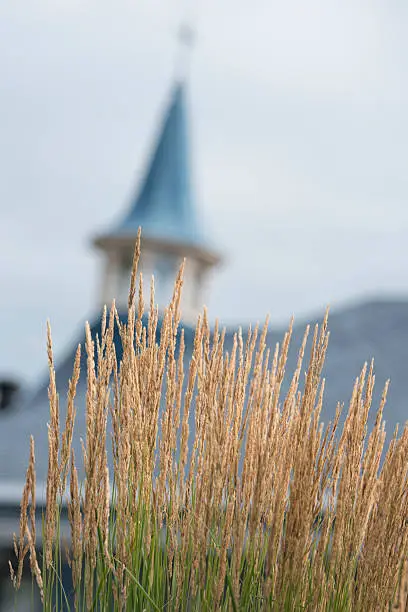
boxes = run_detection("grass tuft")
[10,233,408,610]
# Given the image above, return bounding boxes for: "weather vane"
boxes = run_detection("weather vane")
[175,21,196,82]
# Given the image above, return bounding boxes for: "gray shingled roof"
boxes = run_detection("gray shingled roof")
[1,297,407,497]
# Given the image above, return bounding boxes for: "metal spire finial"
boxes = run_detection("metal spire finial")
[175,21,196,82]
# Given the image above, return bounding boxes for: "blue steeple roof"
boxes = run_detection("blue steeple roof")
[108,81,210,249]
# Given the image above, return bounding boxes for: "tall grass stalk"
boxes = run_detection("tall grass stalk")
[9,232,408,610]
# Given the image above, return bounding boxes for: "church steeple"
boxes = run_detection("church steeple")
[109,81,204,249]
[93,77,221,322]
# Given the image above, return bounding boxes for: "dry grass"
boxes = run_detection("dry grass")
[9,232,408,610]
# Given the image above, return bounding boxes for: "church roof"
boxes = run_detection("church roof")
[100,81,212,251]
[2,298,408,489]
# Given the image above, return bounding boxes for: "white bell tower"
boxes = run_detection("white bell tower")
[92,78,221,323]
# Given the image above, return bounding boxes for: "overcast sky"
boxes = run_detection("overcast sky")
[1,0,408,384]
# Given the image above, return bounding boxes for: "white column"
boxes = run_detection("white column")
[100,250,121,309]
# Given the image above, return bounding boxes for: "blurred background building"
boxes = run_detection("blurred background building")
[1,2,408,609]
